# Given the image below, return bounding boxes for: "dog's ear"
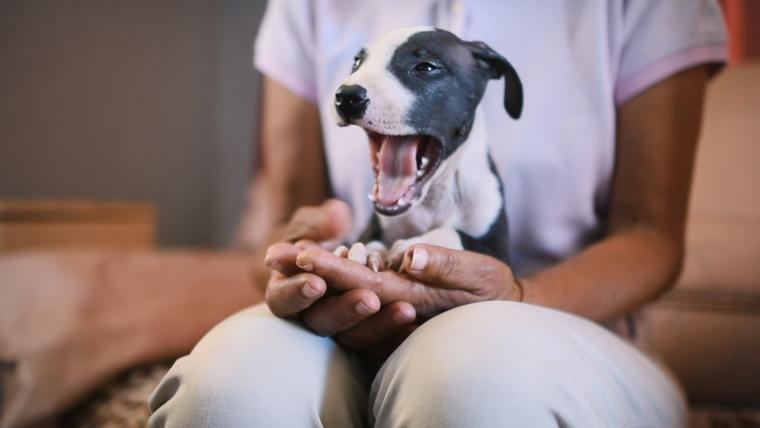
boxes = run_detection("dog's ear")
[468,41,523,119]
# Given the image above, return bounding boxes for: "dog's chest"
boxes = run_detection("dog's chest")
[377,161,504,246]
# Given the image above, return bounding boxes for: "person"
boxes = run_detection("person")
[146,0,728,426]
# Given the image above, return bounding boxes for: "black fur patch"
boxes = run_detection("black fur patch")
[457,155,509,263]
[387,29,491,160]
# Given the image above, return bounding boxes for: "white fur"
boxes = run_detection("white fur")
[337,27,433,135]
[386,227,464,267]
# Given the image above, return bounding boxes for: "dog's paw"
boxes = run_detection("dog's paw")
[333,241,388,272]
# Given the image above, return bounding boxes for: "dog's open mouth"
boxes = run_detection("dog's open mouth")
[366,130,443,216]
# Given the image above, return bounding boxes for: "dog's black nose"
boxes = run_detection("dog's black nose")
[335,84,369,122]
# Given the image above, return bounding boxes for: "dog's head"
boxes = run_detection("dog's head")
[334,27,522,216]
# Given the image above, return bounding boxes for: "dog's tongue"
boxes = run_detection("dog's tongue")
[376,136,418,205]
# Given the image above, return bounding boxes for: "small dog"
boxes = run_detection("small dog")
[332,27,523,270]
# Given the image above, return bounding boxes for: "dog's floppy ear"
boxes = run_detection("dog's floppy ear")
[468,41,523,119]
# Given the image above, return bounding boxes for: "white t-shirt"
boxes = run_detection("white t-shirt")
[253,0,727,276]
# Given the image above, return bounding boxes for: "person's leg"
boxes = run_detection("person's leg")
[371,301,686,428]
[148,304,368,428]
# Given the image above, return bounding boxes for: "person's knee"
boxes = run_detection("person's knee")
[371,301,581,426]
[149,304,366,428]
[149,353,261,428]
[372,301,686,427]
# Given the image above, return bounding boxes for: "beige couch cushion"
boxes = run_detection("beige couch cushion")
[643,62,760,406]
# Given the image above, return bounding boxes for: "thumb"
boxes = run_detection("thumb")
[283,199,353,244]
[400,244,503,291]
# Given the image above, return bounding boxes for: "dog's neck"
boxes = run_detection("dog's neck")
[378,108,504,244]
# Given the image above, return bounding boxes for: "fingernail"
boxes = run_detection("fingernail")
[267,260,283,272]
[296,254,314,272]
[393,306,415,324]
[355,300,378,316]
[263,252,281,270]
[301,282,322,298]
[410,247,429,271]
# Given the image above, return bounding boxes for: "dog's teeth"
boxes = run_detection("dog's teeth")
[416,169,424,177]
[367,193,376,202]
[420,156,429,168]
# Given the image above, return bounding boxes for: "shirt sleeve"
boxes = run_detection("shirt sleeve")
[253,0,318,104]
[615,0,728,105]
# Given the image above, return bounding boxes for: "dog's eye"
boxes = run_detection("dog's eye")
[351,49,367,72]
[352,56,362,71]
[413,62,439,74]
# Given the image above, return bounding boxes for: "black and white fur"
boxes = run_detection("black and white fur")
[333,27,523,268]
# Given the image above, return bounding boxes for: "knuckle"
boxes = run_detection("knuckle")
[437,251,461,278]
[477,258,498,277]
[327,311,354,334]
[371,272,390,293]
[302,314,329,337]
[328,268,349,288]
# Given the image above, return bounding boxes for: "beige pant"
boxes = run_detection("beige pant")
[148,301,687,427]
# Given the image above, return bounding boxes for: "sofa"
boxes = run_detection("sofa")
[642,60,760,423]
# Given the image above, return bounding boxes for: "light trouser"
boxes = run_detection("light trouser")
[148,301,687,427]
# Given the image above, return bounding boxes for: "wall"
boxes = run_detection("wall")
[722,0,760,63]
[0,0,266,246]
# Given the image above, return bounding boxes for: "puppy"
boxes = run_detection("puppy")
[332,27,523,270]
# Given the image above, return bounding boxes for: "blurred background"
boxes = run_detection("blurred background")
[0,0,758,248]
[1,0,267,247]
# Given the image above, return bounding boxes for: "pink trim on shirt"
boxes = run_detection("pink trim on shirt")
[615,44,728,105]
[254,54,319,104]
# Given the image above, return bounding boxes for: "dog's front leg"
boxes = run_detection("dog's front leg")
[386,227,463,269]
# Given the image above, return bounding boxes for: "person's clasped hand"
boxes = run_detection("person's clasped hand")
[264,199,524,361]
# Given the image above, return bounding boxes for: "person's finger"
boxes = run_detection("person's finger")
[300,288,380,336]
[263,242,302,276]
[335,301,416,350]
[294,239,318,249]
[296,247,380,292]
[400,244,508,291]
[295,246,426,305]
[283,199,353,243]
[265,272,327,317]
